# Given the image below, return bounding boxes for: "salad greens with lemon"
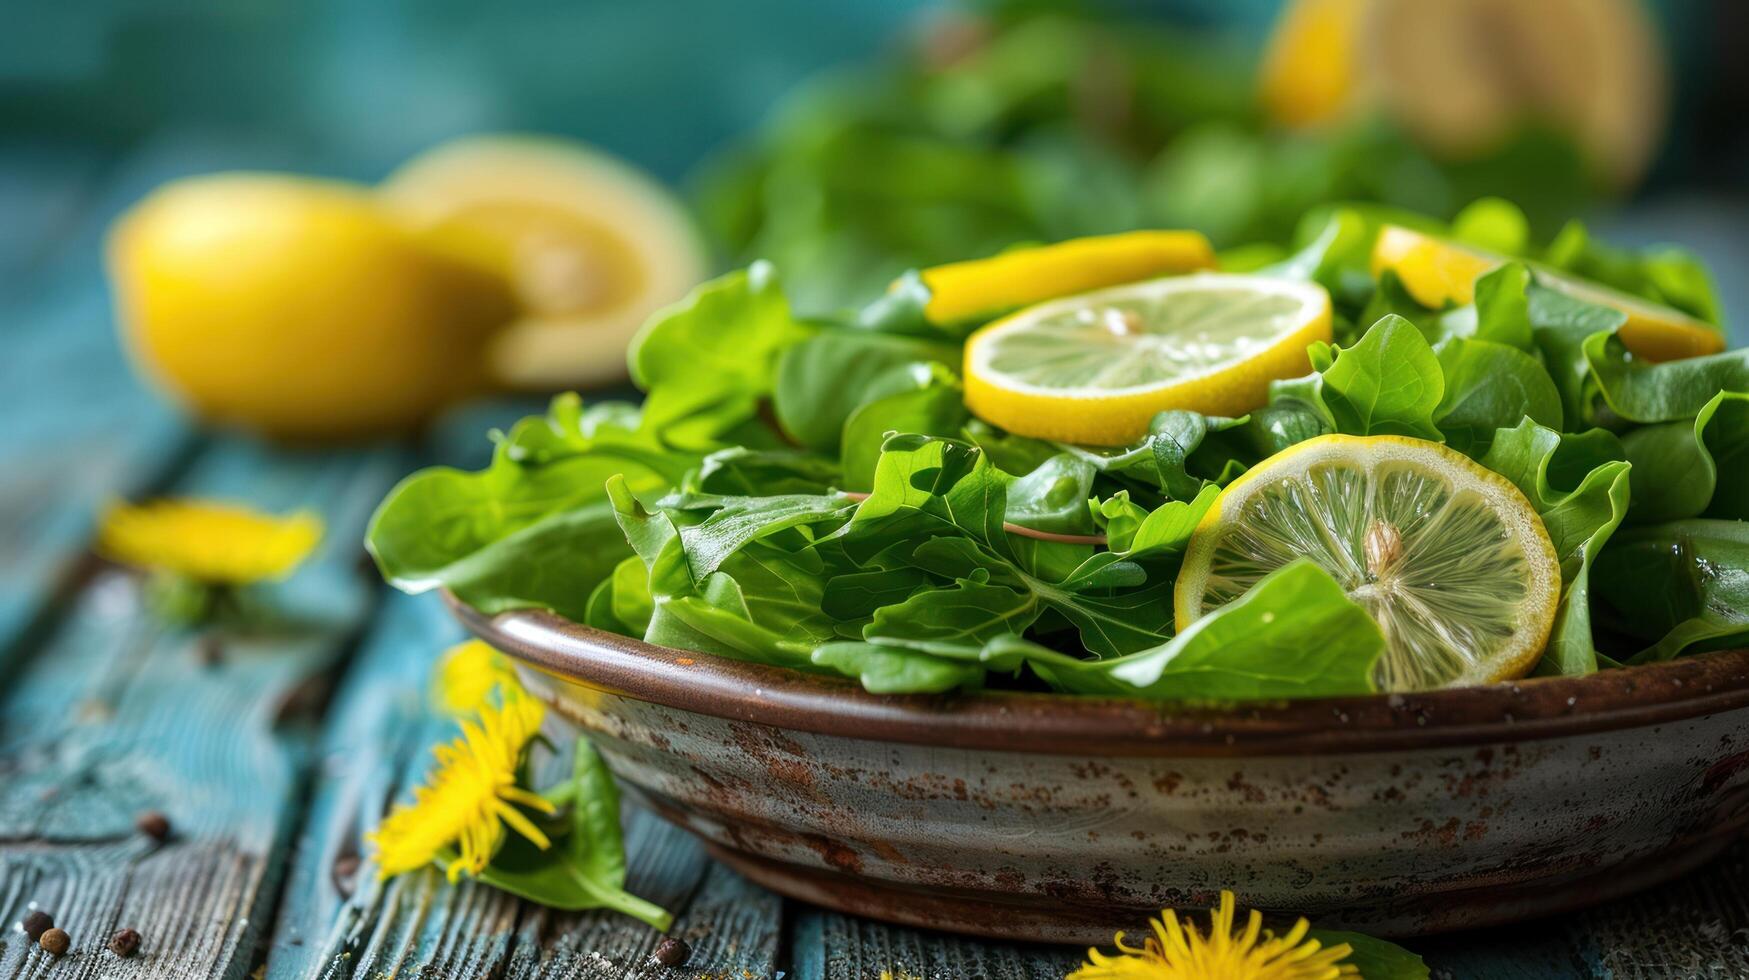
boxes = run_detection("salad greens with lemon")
[368,197,1746,701]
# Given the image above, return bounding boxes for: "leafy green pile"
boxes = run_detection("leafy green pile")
[369,198,1746,702]
[694,9,1599,313]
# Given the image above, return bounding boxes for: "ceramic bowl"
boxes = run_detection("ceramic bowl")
[448,594,1749,942]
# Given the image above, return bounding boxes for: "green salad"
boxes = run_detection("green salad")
[694,7,1603,313]
[368,198,1746,702]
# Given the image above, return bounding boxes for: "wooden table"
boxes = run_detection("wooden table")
[4,136,1749,979]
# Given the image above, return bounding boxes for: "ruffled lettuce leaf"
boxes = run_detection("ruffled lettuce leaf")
[1480,421,1632,675]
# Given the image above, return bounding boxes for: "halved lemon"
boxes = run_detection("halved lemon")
[917,230,1214,326]
[1372,224,1725,362]
[962,273,1331,446]
[381,135,709,389]
[1175,434,1561,691]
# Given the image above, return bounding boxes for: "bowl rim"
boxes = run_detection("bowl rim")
[449,592,1749,757]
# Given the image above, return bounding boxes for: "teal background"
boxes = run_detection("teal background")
[1,0,1744,336]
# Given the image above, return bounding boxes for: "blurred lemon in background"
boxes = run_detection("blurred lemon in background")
[1261,0,1666,190]
[381,135,708,389]
[109,174,515,441]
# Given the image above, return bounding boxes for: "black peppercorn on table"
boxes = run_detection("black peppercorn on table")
[4,138,1749,980]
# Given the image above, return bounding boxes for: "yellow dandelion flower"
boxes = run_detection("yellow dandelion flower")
[1071,891,1357,980]
[434,639,524,716]
[367,690,555,880]
[97,498,323,584]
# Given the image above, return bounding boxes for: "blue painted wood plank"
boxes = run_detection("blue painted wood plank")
[0,439,404,977]
[265,580,784,979]
[0,130,335,672]
[792,908,1082,980]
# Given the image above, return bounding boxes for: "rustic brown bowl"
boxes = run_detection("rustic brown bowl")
[449,594,1749,943]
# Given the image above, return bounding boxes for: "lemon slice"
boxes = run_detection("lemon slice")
[1175,434,1560,691]
[382,135,708,389]
[917,230,1214,326]
[963,273,1331,446]
[1373,224,1725,362]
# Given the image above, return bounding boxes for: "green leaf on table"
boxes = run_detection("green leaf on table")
[1432,337,1562,457]
[1310,930,1431,980]
[455,740,671,930]
[1481,420,1631,674]
[1622,391,1749,523]
[984,561,1381,699]
[1596,520,1749,663]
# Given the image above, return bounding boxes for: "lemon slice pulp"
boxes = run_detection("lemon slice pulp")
[963,273,1332,446]
[382,135,708,389]
[917,230,1214,326]
[1175,435,1560,692]
[1372,224,1725,363]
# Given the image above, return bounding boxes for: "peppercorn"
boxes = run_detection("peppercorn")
[109,927,142,957]
[20,910,52,942]
[332,854,360,898]
[40,927,70,956]
[649,936,691,968]
[136,810,172,842]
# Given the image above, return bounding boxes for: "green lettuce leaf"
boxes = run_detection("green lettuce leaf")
[366,397,687,622]
[1480,420,1631,675]
[1596,520,1749,663]
[1621,391,1749,523]
[1432,337,1562,457]
[1585,333,1749,424]
[629,261,813,448]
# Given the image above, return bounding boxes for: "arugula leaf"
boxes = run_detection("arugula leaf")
[629,261,813,448]
[984,561,1381,699]
[1596,520,1749,663]
[453,740,671,929]
[1432,337,1562,457]
[864,572,1041,655]
[1622,391,1749,523]
[1059,410,1249,500]
[811,642,986,694]
[690,447,841,496]
[1005,454,1097,534]
[1307,315,1445,440]
[1481,420,1631,674]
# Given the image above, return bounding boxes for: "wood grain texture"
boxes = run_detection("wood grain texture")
[0,441,402,978]
[267,582,784,980]
[791,910,1083,980]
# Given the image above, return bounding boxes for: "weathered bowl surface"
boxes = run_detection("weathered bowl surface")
[450,595,1749,943]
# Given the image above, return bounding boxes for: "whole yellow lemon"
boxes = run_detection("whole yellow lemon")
[108,174,516,441]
